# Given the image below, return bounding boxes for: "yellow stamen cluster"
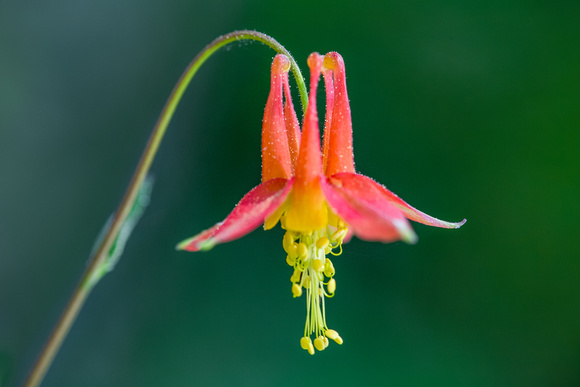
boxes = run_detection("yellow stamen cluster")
[282,220,347,354]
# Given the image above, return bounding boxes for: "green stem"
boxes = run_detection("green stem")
[25,30,306,387]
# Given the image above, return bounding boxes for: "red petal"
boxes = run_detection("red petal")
[283,71,301,169]
[177,178,292,251]
[322,52,355,176]
[294,53,324,184]
[334,173,466,229]
[321,68,334,173]
[321,174,418,244]
[262,55,293,182]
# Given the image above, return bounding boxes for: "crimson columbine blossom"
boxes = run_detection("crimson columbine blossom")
[178,52,465,354]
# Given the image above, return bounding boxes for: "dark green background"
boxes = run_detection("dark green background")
[1,1,579,386]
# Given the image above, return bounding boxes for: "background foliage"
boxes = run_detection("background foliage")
[1,0,579,385]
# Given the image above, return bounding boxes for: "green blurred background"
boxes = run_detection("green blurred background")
[1,0,579,386]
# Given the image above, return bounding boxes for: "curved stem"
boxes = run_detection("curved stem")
[25,30,306,387]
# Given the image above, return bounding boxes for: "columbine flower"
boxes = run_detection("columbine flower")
[177,52,465,355]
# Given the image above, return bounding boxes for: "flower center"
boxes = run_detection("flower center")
[281,217,347,354]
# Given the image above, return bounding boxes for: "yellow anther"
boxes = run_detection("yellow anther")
[287,243,298,259]
[324,259,335,277]
[290,269,301,283]
[312,259,324,272]
[286,255,295,266]
[302,276,310,289]
[324,267,334,277]
[284,232,298,259]
[322,336,329,349]
[331,229,347,243]
[337,219,346,228]
[316,237,330,250]
[300,337,315,355]
[297,243,309,261]
[327,278,336,294]
[283,232,294,250]
[292,283,302,298]
[325,329,343,345]
[314,336,326,351]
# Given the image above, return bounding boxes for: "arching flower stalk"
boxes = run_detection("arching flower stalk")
[178,52,465,355]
